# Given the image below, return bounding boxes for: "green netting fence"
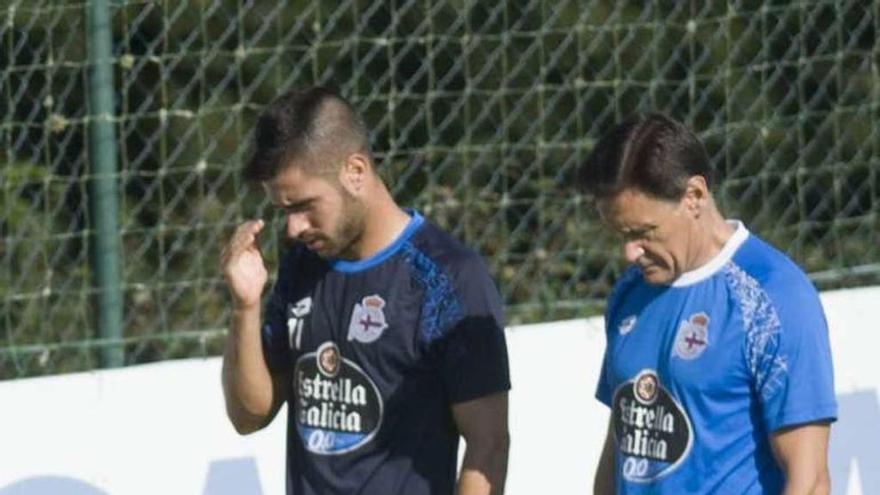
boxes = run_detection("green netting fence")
[2,0,879,378]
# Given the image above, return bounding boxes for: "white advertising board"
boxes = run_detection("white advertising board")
[0,287,876,494]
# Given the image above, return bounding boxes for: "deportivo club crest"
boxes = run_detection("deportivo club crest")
[347,295,389,344]
[673,312,710,360]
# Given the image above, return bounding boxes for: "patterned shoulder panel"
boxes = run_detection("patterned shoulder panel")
[401,242,464,344]
[724,262,787,401]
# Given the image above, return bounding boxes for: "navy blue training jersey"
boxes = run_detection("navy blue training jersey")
[597,222,837,494]
[262,210,511,495]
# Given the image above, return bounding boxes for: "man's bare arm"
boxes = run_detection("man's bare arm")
[220,219,287,433]
[453,392,510,495]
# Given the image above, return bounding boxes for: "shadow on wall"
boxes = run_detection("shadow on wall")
[0,458,264,495]
[0,393,877,495]
[829,390,880,495]
[202,457,264,494]
[0,477,109,495]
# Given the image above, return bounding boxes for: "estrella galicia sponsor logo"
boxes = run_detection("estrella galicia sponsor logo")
[673,312,710,360]
[294,341,383,455]
[613,369,693,483]
[347,294,389,344]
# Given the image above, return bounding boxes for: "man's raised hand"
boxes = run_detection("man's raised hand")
[221,219,269,310]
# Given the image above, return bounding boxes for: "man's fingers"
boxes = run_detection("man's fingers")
[243,218,265,236]
[233,219,265,249]
[222,219,265,263]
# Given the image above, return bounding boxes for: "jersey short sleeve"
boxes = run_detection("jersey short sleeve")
[594,296,617,406]
[595,339,614,407]
[595,266,641,407]
[439,256,511,404]
[735,264,837,432]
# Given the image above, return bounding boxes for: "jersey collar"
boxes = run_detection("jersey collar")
[671,220,749,287]
[329,209,424,273]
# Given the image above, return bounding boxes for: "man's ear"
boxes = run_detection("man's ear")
[682,175,710,218]
[339,152,370,196]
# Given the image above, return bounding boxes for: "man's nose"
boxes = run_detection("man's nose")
[623,240,645,264]
[286,213,309,239]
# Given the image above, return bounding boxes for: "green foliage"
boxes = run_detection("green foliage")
[2,0,879,378]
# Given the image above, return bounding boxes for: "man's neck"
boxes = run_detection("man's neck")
[351,197,411,260]
[688,211,737,271]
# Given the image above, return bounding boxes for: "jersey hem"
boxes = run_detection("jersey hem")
[767,404,838,432]
[449,382,512,405]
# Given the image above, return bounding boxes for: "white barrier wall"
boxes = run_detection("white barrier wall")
[0,287,877,495]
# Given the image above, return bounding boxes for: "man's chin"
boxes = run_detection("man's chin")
[287,239,336,258]
[641,266,674,285]
[303,234,359,260]
[312,243,352,260]
[310,245,336,259]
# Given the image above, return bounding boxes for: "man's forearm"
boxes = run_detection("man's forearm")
[595,422,616,495]
[781,468,831,495]
[594,452,615,495]
[222,304,276,434]
[772,423,833,495]
[456,436,509,495]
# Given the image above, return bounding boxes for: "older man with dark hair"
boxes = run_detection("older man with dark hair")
[581,113,837,495]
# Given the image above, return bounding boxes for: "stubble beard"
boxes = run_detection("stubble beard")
[322,191,366,260]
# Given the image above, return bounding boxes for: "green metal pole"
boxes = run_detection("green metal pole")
[87,0,124,368]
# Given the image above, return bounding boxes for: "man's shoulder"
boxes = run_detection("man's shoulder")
[730,234,815,295]
[727,233,825,325]
[608,265,645,302]
[407,218,488,275]
[604,265,647,326]
[405,218,503,311]
[273,244,329,293]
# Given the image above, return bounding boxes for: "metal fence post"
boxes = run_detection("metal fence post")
[87,0,124,368]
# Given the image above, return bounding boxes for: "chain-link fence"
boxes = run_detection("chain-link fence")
[2,0,879,378]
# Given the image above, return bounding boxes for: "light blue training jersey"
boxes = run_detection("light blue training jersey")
[596,221,837,494]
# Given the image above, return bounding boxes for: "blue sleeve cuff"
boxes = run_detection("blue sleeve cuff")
[766,402,838,432]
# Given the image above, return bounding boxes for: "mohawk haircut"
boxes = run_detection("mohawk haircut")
[243,86,370,182]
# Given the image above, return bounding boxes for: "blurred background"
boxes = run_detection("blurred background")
[2,0,879,378]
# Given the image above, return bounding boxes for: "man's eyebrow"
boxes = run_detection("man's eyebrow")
[618,224,657,237]
[621,224,656,233]
[275,198,314,210]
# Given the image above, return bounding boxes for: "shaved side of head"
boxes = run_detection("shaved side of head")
[244,87,372,182]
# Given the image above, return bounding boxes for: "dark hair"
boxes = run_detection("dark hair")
[578,113,712,201]
[243,86,369,182]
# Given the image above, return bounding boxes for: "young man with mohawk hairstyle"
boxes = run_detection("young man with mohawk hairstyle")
[221,86,510,495]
